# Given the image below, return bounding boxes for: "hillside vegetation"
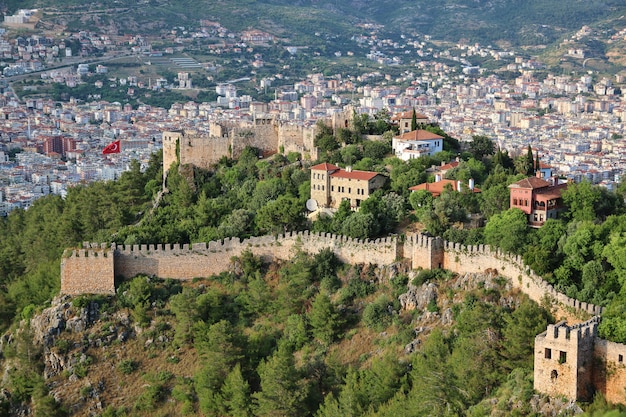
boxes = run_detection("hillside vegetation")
[7,252,556,416]
[5,0,626,47]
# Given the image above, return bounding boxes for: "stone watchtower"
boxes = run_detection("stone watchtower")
[162,130,185,173]
[534,319,598,401]
[60,245,115,295]
[410,234,444,271]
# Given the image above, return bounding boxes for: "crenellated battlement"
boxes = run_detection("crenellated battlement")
[541,318,599,343]
[61,246,114,295]
[67,232,603,319]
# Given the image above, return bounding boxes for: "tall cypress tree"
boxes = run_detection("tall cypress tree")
[411,108,418,131]
[527,145,534,176]
[535,150,541,174]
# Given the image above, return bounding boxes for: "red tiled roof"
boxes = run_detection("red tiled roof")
[534,183,568,199]
[438,161,460,171]
[330,169,380,181]
[509,176,551,190]
[409,179,480,197]
[397,129,444,141]
[310,162,339,172]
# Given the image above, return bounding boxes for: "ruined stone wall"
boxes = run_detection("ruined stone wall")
[60,246,115,295]
[330,106,354,132]
[593,339,626,404]
[278,123,318,159]
[163,122,317,174]
[231,124,279,158]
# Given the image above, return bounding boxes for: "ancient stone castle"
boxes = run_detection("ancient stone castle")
[60,232,626,405]
[162,109,354,172]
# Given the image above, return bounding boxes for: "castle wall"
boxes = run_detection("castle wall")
[82,232,606,317]
[231,124,279,158]
[60,246,115,295]
[593,339,626,404]
[163,122,317,174]
[440,241,602,316]
[112,232,398,281]
[278,123,317,159]
[180,133,231,168]
[408,234,443,270]
[330,106,354,132]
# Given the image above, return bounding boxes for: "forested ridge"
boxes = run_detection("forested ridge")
[5,0,626,47]
[3,120,626,415]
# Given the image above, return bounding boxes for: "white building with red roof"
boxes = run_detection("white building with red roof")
[392,129,444,160]
[310,162,387,209]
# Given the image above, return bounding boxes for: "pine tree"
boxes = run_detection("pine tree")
[221,364,252,417]
[411,108,418,131]
[308,292,342,345]
[254,342,307,417]
[194,320,243,415]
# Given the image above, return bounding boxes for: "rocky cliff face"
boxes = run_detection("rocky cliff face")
[30,296,126,379]
[398,271,517,355]
[0,295,138,415]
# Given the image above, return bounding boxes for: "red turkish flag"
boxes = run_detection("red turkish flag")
[102,140,121,154]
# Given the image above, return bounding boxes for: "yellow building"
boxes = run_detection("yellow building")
[310,163,387,209]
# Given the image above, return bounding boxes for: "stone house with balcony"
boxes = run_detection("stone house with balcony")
[508,174,568,227]
[310,162,387,209]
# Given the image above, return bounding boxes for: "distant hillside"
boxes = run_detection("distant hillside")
[5,0,626,47]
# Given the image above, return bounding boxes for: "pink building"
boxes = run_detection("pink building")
[509,175,568,227]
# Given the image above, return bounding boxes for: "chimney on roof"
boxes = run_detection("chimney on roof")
[441,160,445,166]
[469,178,475,190]
[536,169,542,179]
[435,174,441,182]
[345,166,352,172]
[457,180,462,192]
